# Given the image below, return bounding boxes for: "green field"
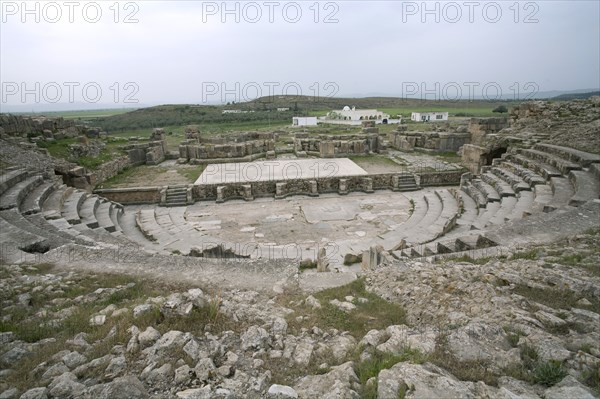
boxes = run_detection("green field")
[30,108,138,120]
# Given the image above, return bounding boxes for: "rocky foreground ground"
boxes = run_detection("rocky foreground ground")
[1,228,599,399]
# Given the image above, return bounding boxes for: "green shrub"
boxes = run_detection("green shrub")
[533,360,567,387]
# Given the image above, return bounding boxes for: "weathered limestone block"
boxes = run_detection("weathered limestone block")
[309,180,318,197]
[216,186,225,203]
[242,184,253,201]
[363,177,374,193]
[361,245,384,270]
[275,182,286,199]
[339,179,348,195]
[317,247,329,272]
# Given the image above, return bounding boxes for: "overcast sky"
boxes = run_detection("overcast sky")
[1,0,599,110]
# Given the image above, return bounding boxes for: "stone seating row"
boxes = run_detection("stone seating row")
[0,168,132,263]
[400,143,600,260]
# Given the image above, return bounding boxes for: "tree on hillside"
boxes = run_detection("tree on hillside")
[493,105,508,114]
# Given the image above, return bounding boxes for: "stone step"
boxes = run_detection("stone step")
[488,196,518,226]
[61,190,88,225]
[0,175,43,210]
[0,209,71,248]
[43,185,73,220]
[484,198,600,249]
[96,201,117,233]
[568,170,600,206]
[499,161,546,186]
[109,203,124,232]
[461,182,487,208]
[167,189,187,195]
[79,196,101,228]
[401,192,444,246]
[549,177,575,208]
[166,195,187,201]
[534,143,600,167]
[509,191,535,219]
[20,181,57,215]
[471,201,500,230]
[455,190,479,226]
[0,169,28,197]
[25,213,94,246]
[0,217,50,259]
[473,179,501,202]
[400,190,461,250]
[532,184,555,213]
[112,209,159,251]
[455,234,497,252]
[490,166,531,192]
[71,221,125,245]
[379,193,429,250]
[519,148,582,175]
[155,207,191,234]
[481,172,516,197]
[507,154,562,180]
[136,209,175,243]
[46,217,86,240]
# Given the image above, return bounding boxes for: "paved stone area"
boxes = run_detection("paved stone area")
[195,158,368,185]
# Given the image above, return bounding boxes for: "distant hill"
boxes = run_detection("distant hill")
[245,96,516,112]
[89,96,519,132]
[551,91,600,101]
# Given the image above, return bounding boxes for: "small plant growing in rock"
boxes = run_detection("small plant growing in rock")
[533,360,567,387]
[206,294,222,324]
[503,326,524,348]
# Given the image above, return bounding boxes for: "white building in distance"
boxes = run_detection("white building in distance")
[411,111,449,122]
[326,106,390,122]
[292,116,318,127]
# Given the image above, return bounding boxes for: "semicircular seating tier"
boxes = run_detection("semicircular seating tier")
[1,143,598,265]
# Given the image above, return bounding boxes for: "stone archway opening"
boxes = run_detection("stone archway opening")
[485,146,507,165]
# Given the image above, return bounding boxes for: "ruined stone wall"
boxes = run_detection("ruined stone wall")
[293,134,380,157]
[191,171,462,203]
[460,144,489,174]
[199,131,274,144]
[61,156,131,191]
[388,131,470,152]
[179,139,275,162]
[88,156,131,186]
[122,140,167,166]
[0,114,83,138]
[468,117,508,145]
[90,169,462,204]
[419,170,465,186]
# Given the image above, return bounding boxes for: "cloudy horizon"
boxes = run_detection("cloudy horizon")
[1,0,599,112]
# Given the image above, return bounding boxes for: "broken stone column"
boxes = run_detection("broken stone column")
[275,182,286,199]
[317,247,329,272]
[363,177,374,193]
[309,180,318,197]
[361,245,384,270]
[216,186,225,203]
[339,179,348,195]
[242,184,253,201]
